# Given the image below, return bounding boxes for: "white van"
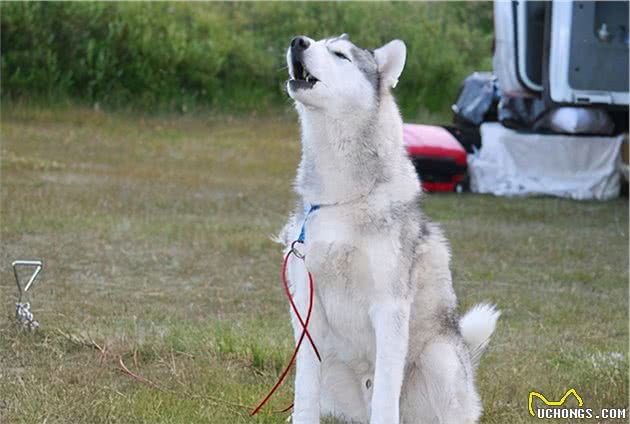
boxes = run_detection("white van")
[493,0,628,107]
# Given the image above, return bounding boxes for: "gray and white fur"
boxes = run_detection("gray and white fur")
[279,34,500,424]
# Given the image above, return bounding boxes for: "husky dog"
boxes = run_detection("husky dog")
[279,34,500,424]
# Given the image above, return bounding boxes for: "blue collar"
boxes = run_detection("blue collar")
[297,204,320,243]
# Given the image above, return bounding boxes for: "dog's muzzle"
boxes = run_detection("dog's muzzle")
[289,36,319,90]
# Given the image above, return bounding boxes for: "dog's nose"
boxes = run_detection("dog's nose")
[291,36,310,52]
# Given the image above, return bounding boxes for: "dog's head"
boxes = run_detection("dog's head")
[286,34,406,111]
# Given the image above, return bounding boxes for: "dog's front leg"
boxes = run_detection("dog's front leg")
[293,335,322,424]
[289,262,325,424]
[369,301,410,424]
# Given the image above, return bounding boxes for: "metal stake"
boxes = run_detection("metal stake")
[12,260,43,329]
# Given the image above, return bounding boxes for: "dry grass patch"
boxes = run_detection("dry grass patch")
[1,106,627,423]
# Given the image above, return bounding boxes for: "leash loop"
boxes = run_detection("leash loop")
[290,240,306,259]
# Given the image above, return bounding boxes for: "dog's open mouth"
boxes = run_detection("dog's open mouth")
[290,55,319,90]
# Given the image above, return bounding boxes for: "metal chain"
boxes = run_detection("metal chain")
[15,302,39,329]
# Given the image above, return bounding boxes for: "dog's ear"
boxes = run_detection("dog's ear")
[374,40,406,89]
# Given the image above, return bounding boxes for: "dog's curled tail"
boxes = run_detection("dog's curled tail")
[459,303,500,368]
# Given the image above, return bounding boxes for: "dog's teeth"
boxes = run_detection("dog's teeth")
[302,69,307,79]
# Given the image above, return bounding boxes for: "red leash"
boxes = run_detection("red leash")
[282,247,321,361]
[250,243,321,416]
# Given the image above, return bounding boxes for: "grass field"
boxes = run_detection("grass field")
[1,106,628,423]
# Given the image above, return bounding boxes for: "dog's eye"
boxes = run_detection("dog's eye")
[333,51,350,62]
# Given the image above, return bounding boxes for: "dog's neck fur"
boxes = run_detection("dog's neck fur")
[295,93,419,207]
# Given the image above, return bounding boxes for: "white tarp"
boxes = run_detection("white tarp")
[468,123,623,200]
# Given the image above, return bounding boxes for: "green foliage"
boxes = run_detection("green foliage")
[1,2,493,119]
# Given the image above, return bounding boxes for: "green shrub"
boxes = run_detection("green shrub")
[0,2,493,119]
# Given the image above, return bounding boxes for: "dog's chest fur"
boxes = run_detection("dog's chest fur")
[300,206,409,363]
